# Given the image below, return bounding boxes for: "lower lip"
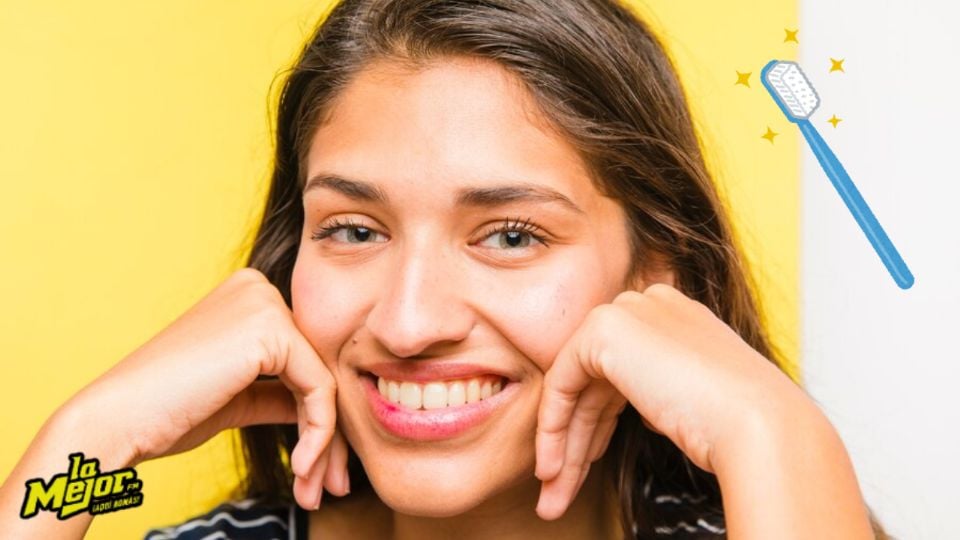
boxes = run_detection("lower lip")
[361,375,520,441]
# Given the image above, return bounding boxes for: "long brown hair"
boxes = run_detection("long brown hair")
[236,0,883,537]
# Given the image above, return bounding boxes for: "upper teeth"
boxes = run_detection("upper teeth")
[376,376,504,410]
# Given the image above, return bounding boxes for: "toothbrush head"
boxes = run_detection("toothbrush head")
[761,60,820,123]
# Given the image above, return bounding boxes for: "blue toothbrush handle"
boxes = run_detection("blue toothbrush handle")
[797,120,915,289]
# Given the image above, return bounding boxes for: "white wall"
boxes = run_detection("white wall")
[799,2,960,538]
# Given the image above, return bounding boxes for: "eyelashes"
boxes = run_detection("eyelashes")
[309,216,551,249]
[479,216,550,248]
[310,217,375,242]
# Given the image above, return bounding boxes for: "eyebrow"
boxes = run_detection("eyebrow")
[304,173,584,214]
[303,174,388,203]
[455,185,584,214]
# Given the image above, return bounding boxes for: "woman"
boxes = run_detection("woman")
[0,0,883,538]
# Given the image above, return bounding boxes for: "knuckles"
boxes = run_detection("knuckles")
[617,282,713,319]
[583,302,628,333]
[213,269,301,370]
[612,289,645,305]
[227,268,289,316]
[231,268,284,300]
[600,283,690,327]
[231,266,268,283]
[611,283,682,311]
[641,282,680,299]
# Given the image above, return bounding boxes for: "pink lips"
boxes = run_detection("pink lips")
[363,361,516,384]
[361,375,519,441]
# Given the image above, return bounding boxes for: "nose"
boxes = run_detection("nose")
[364,239,475,358]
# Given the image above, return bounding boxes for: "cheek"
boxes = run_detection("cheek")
[290,255,369,370]
[475,253,622,374]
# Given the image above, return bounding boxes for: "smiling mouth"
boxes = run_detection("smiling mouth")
[363,372,508,411]
[359,372,520,441]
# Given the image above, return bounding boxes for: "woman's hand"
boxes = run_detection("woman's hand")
[51,268,345,510]
[533,283,873,538]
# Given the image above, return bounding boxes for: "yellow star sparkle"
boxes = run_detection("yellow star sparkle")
[784,29,799,43]
[827,115,842,128]
[830,58,845,73]
[735,71,752,87]
[761,127,779,144]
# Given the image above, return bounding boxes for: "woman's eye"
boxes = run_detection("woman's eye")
[312,223,387,244]
[477,226,547,251]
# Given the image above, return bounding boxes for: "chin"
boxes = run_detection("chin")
[368,470,514,517]
[373,483,490,517]
[359,448,535,517]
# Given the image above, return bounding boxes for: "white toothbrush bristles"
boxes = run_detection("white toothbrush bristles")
[763,61,820,120]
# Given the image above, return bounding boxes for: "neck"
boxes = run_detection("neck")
[386,458,621,540]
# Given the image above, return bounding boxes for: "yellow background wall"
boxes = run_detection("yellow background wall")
[0,1,797,537]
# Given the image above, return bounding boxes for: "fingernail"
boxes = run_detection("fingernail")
[342,470,351,495]
[312,487,323,510]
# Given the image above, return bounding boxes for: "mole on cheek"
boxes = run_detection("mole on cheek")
[553,286,571,322]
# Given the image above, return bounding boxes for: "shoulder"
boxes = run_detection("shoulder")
[143,498,308,540]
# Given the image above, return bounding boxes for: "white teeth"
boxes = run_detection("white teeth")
[480,380,492,399]
[375,375,506,410]
[466,379,481,403]
[399,382,422,409]
[448,381,466,406]
[422,382,447,410]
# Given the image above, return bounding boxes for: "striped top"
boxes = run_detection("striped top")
[143,493,725,539]
[143,498,308,540]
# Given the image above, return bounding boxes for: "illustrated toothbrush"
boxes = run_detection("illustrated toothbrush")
[761,60,914,289]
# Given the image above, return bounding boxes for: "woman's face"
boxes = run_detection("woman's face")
[291,56,636,516]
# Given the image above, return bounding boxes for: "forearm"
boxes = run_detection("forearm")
[713,394,874,539]
[0,399,138,540]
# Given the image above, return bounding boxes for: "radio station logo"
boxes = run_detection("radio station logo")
[20,452,144,520]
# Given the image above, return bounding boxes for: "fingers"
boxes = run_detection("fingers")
[322,428,350,496]
[536,327,628,520]
[293,435,331,510]
[535,344,592,481]
[536,462,589,520]
[535,384,577,482]
[290,424,328,478]
[265,325,337,440]
[291,429,349,510]
[286,370,337,509]
[256,314,339,510]
[536,382,613,520]
[587,398,627,462]
[217,374,335,511]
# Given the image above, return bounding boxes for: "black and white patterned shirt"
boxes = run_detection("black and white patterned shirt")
[143,494,725,539]
[143,498,308,540]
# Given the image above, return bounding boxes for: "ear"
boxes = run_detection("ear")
[625,252,677,292]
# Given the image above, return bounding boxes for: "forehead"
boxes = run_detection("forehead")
[305,56,602,207]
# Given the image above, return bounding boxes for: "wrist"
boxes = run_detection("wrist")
[46,393,141,470]
[0,395,143,539]
[711,385,829,477]
[708,391,873,539]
